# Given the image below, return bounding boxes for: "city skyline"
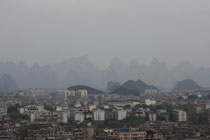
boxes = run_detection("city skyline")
[1,0,210,140]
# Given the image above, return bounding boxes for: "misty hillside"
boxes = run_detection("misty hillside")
[112,87,140,96]
[111,80,158,95]
[106,81,121,92]
[173,79,203,92]
[121,80,158,92]
[67,85,104,94]
[0,74,18,93]
[0,56,210,90]
[51,55,102,89]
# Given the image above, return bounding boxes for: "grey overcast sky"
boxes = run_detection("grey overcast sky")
[0,0,210,69]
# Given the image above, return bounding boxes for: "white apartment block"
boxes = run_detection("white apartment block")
[173,109,187,122]
[0,102,7,119]
[74,112,85,123]
[76,89,88,98]
[93,109,105,121]
[148,112,157,122]
[56,90,76,100]
[145,99,156,106]
[117,109,127,120]
[144,89,158,94]
[27,89,44,97]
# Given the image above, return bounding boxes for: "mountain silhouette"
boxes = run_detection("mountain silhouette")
[67,85,104,94]
[0,74,18,93]
[111,80,158,95]
[0,56,210,90]
[106,81,121,92]
[173,79,203,92]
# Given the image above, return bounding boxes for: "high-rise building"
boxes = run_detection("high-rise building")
[56,90,75,100]
[173,109,187,122]
[27,88,44,97]
[147,111,157,122]
[93,109,105,121]
[76,90,88,98]
[117,109,127,120]
[74,112,85,123]
[0,102,7,120]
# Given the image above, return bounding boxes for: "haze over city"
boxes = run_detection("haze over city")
[2,1,210,140]
[1,0,210,69]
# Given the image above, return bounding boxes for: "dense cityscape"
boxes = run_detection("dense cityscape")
[1,83,210,140]
[1,0,210,140]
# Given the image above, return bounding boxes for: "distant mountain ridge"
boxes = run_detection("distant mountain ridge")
[0,56,210,90]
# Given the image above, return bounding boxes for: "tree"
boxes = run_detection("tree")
[178,104,192,112]
[104,120,125,128]
[124,105,131,108]
[188,95,198,100]
[135,104,150,109]
[129,116,145,127]
[157,115,166,121]
[18,126,28,140]
[10,112,29,120]
[7,104,20,113]
[178,96,184,100]
[44,105,54,112]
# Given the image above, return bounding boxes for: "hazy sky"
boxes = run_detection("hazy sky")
[0,0,210,69]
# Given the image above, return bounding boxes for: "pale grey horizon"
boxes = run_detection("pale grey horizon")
[0,0,210,69]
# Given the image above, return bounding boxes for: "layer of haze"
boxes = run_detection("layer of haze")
[0,0,210,69]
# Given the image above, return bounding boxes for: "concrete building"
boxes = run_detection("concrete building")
[20,105,46,115]
[107,100,140,108]
[76,90,88,98]
[195,104,202,114]
[62,111,68,123]
[56,90,76,100]
[69,90,76,96]
[118,131,147,140]
[173,109,187,122]
[0,136,14,140]
[105,111,116,120]
[144,89,158,94]
[0,102,7,120]
[56,106,62,111]
[117,109,127,120]
[145,99,156,106]
[147,111,157,122]
[93,109,105,121]
[27,88,44,97]
[30,113,35,123]
[74,112,85,123]
[89,104,96,111]
[205,100,210,109]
